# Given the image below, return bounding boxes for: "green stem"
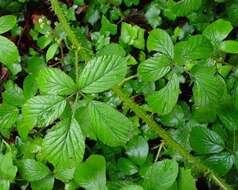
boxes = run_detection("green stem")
[49,1,233,189]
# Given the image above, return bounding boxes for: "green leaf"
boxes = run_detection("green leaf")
[0,179,10,190]
[74,155,107,190]
[22,95,66,128]
[147,74,180,115]
[89,101,133,147]
[119,185,144,190]
[219,40,238,54]
[203,19,233,46]
[2,81,25,106]
[174,35,213,65]
[23,74,38,99]
[147,29,174,58]
[204,152,234,176]
[42,118,85,168]
[0,152,17,181]
[190,127,225,154]
[120,22,145,49]
[54,168,75,182]
[123,0,139,7]
[78,55,127,93]
[0,36,19,68]
[145,5,161,29]
[100,16,117,35]
[46,43,58,62]
[172,0,202,17]
[18,159,51,181]
[31,175,54,190]
[126,136,149,166]
[217,100,238,131]
[191,64,225,123]
[138,55,171,82]
[117,158,138,176]
[0,104,18,137]
[37,67,76,96]
[0,15,16,34]
[143,159,178,190]
[178,168,196,190]
[96,43,126,57]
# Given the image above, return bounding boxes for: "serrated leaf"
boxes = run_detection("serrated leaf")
[203,19,233,46]
[172,0,202,16]
[78,55,127,93]
[147,74,180,115]
[147,29,174,58]
[138,55,171,82]
[0,36,19,68]
[37,67,76,96]
[174,35,213,65]
[46,43,58,62]
[190,127,225,154]
[0,15,16,34]
[74,155,107,190]
[42,118,85,168]
[89,101,133,147]
[0,152,17,181]
[126,136,149,166]
[18,159,51,181]
[204,152,234,176]
[219,40,238,54]
[143,159,178,190]
[22,95,66,128]
[0,104,18,137]
[178,168,196,190]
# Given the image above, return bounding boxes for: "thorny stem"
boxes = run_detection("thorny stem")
[49,0,233,189]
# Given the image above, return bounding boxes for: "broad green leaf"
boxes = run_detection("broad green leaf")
[0,152,17,181]
[0,15,16,34]
[2,80,25,106]
[143,159,178,190]
[147,29,174,58]
[18,159,51,181]
[23,74,38,99]
[217,100,238,131]
[0,104,18,137]
[37,67,76,96]
[74,155,107,190]
[0,36,19,67]
[42,118,85,168]
[54,168,75,182]
[204,152,234,176]
[96,43,126,57]
[31,175,54,190]
[46,43,58,62]
[0,179,10,190]
[100,16,117,35]
[138,55,171,82]
[145,5,161,29]
[78,55,127,93]
[219,40,238,54]
[191,64,225,122]
[147,74,180,115]
[120,22,145,49]
[203,19,233,46]
[178,168,196,190]
[172,0,202,16]
[119,185,144,190]
[190,127,225,154]
[89,101,133,147]
[126,136,149,166]
[117,158,138,176]
[174,35,213,65]
[22,95,66,128]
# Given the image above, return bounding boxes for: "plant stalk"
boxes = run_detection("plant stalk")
[49,0,233,189]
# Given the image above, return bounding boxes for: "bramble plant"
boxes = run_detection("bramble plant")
[1,0,238,190]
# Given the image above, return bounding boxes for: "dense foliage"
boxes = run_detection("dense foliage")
[1,0,238,189]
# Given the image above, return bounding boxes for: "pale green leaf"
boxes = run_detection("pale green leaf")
[178,168,197,190]
[42,118,85,168]
[37,67,76,96]
[78,55,127,93]
[0,152,17,181]
[31,175,54,190]
[46,43,58,62]
[0,15,16,34]
[138,55,171,82]
[22,95,66,128]
[219,40,238,54]
[89,101,133,147]
[74,155,107,190]
[172,0,202,16]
